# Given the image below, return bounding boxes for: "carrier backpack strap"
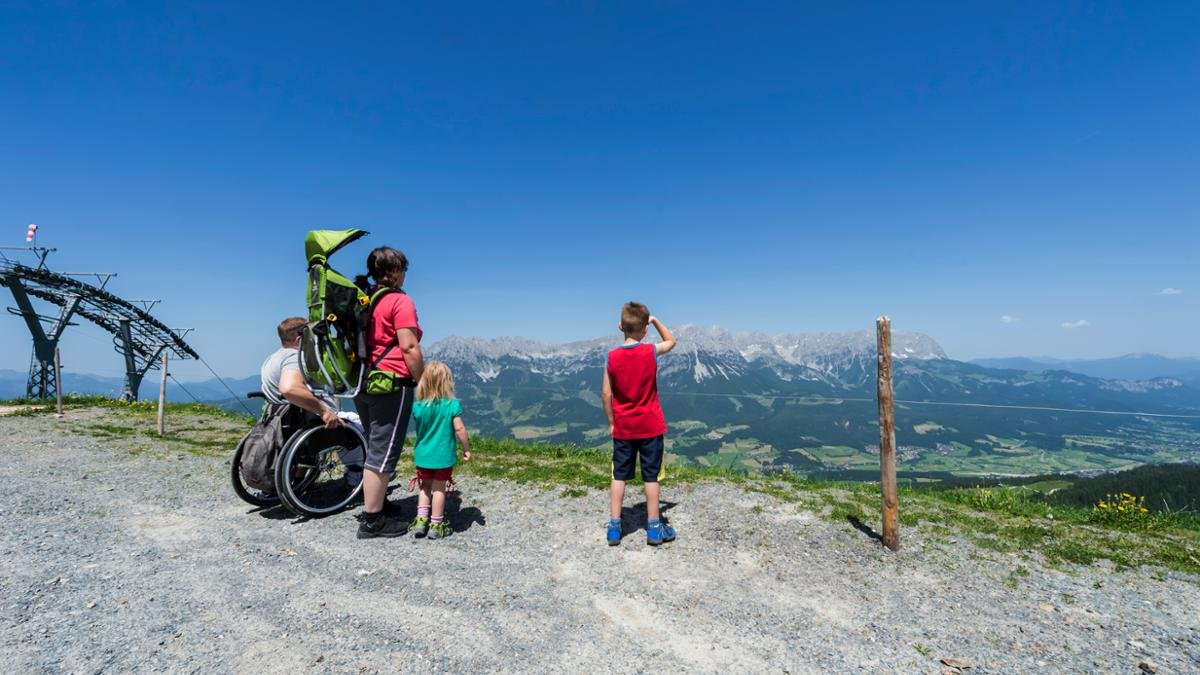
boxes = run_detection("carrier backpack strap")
[365,287,401,370]
[368,340,399,371]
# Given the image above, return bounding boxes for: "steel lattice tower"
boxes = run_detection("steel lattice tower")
[1,246,197,401]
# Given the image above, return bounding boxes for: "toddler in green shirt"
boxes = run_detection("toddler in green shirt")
[408,361,472,539]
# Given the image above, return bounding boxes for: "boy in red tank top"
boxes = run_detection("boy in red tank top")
[602,302,677,546]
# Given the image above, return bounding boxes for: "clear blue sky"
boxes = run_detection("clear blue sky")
[1,2,1197,379]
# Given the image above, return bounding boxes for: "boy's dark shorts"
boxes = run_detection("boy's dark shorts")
[612,435,665,482]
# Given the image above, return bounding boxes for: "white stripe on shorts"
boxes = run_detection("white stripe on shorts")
[367,386,408,473]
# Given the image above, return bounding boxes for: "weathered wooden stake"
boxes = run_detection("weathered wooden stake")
[53,347,63,416]
[157,352,168,436]
[876,316,901,551]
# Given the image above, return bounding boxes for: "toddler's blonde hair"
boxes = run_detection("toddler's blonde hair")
[416,361,455,401]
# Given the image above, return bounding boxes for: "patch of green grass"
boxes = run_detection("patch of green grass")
[999,523,1052,548]
[2,394,255,423]
[7,395,254,458]
[91,424,137,437]
[1003,565,1030,589]
[827,499,868,523]
[1042,540,1103,567]
[972,535,1011,553]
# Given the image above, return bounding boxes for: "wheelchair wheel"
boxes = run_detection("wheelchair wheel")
[230,432,282,508]
[274,424,366,517]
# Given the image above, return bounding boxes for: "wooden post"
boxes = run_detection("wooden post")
[157,352,168,436]
[876,316,901,551]
[53,347,63,416]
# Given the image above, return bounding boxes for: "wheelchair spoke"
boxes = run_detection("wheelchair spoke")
[277,427,365,517]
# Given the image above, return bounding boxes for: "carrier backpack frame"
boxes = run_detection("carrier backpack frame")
[300,228,370,398]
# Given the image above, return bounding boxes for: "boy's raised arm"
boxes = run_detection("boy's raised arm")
[650,316,676,355]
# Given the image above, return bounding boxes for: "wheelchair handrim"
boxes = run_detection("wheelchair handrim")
[277,425,366,516]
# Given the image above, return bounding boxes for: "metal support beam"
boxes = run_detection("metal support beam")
[127,299,161,313]
[61,272,116,290]
[118,320,137,401]
[128,345,168,402]
[5,279,52,360]
[26,352,53,401]
[117,319,170,402]
[3,278,80,399]
[0,246,58,270]
[48,296,83,342]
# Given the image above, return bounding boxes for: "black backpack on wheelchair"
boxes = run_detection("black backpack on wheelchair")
[239,399,314,494]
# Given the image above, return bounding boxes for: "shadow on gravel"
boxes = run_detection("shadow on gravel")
[617,500,677,536]
[446,494,486,533]
[247,485,421,523]
[847,515,883,543]
[251,504,299,520]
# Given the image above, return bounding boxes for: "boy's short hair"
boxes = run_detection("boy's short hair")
[277,317,307,346]
[620,302,650,337]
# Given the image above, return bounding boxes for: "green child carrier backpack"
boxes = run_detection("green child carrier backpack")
[300,228,404,397]
[300,228,372,397]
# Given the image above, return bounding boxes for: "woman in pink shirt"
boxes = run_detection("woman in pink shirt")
[353,246,424,539]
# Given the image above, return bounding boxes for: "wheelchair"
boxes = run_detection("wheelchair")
[231,392,367,518]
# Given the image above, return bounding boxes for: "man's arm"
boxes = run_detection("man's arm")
[398,328,424,382]
[601,367,614,436]
[278,369,343,428]
[650,316,676,356]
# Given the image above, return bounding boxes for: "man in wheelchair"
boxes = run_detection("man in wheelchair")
[263,317,353,430]
[233,317,371,514]
[260,317,364,497]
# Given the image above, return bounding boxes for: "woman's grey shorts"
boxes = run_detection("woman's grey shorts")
[353,384,415,475]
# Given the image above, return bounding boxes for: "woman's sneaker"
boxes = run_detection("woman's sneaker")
[427,521,451,540]
[646,520,676,546]
[409,516,430,538]
[356,512,408,539]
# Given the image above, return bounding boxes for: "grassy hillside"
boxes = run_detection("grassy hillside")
[5,395,1199,576]
[452,375,1200,477]
[1040,463,1200,513]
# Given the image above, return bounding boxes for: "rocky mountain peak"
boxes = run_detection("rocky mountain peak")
[424,325,947,383]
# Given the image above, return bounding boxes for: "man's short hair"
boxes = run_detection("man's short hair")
[277,317,307,346]
[620,302,650,337]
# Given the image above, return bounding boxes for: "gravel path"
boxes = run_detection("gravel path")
[1,413,1198,673]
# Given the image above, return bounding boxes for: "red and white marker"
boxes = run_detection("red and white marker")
[25,223,37,243]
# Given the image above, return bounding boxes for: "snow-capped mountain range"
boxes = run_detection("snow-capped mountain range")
[427,324,945,385]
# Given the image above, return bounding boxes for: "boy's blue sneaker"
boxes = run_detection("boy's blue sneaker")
[646,520,676,546]
[606,520,622,546]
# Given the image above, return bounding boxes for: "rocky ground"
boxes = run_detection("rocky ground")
[1,410,1198,673]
